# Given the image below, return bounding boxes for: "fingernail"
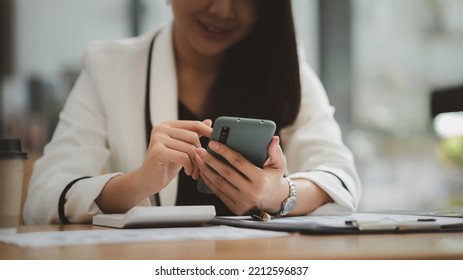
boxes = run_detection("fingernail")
[195,148,206,163]
[194,154,201,163]
[196,148,206,156]
[209,141,219,151]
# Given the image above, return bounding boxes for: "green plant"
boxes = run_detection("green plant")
[438,136,463,169]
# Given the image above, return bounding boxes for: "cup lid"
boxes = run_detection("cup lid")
[0,139,28,159]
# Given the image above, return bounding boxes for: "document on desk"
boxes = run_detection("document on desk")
[0,225,288,248]
[210,213,463,234]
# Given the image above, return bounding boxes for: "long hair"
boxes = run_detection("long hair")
[204,0,301,133]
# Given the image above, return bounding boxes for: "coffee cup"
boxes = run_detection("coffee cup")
[0,139,27,227]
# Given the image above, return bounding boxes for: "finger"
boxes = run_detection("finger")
[200,171,254,216]
[263,136,286,170]
[202,119,213,128]
[153,145,195,176]
[167,127,202,148]
[207,141,260,181]
[195,147,249,190]
[191,165,200,180]
[163,136,198,176]
[167,120,213,138]
[199,170,237,212]
[150,124,197,150]
[196,150,258,215]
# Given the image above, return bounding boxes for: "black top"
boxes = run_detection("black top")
[176,101,234,216]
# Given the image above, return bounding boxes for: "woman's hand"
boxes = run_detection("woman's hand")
[137,119,213,196]
[194,136,289,215]
[96,119,212,214]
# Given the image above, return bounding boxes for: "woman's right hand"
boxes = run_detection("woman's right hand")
[96,119,212,214]
[135,119,213,197]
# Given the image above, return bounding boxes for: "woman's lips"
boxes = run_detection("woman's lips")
[198,20,231,40]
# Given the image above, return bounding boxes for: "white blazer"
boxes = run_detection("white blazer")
[24,22,361,225]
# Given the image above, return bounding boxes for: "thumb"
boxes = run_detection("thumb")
[202,119,213,127]
[264,136,286,170]
[199,119,213,138]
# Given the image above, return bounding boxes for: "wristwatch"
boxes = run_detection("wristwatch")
[279,177,297,216]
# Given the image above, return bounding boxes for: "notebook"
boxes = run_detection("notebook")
[209,212,463,234]
[92,205,216,228]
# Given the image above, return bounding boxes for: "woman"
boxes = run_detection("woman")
[24,0,361,224]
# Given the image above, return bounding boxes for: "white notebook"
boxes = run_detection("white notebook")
[92,205,216,229]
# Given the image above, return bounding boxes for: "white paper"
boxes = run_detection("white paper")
[0,225,288,248]
[0,227,17,236]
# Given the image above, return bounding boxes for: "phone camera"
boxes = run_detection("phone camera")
[218,126,230,144]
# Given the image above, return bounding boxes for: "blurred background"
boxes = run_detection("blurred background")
[1,0,462,212]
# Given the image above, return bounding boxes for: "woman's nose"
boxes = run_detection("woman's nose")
[209,0,235,19]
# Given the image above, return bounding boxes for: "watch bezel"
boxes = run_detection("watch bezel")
[279,178,297,216]
[281,196,297,216]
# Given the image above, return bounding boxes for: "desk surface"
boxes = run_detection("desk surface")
[1,224,463,260]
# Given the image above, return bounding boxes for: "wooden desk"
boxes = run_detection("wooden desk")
[1,224,463,260]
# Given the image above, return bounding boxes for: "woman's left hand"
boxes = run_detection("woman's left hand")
[194,136,289,215]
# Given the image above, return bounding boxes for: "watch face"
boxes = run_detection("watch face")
[285,197,297,211]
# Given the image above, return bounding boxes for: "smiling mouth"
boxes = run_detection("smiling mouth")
[198,20,231,36]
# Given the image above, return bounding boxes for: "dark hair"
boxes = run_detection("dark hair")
[204,0,301,133]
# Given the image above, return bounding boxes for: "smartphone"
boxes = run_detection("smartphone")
[197,116,276,194]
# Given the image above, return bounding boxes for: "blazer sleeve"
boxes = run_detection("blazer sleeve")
[280,47,362,215]
[24,50,132,225]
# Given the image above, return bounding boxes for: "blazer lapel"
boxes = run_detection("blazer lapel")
[149,22,179,206]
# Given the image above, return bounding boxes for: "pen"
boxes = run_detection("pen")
[251,210,272,222]
[417,218,436,222]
